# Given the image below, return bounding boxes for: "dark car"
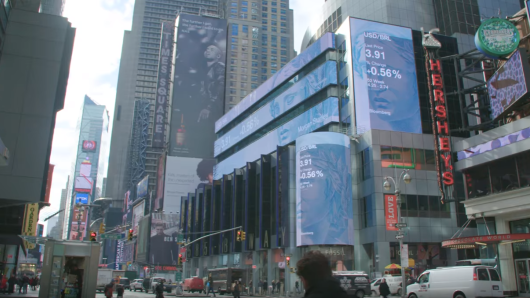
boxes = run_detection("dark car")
[332,271,371,298]
[119,278,130,290]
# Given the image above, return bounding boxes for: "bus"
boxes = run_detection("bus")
[207,268,247,295]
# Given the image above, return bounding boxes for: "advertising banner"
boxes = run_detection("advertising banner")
[457,126,530,160]
[295,132,353,246]
[74,176,93,193]
[385,194,398,231]
[350,18,421,134]
[153,20,174,148]
[74,193,89,205]
[216,32,335,132]
[169,15,227,158]
[82,140,97,152]
[22,203,39,249]
[156,154,166,210]
[487,50,530,120]
[164,156,214,214]
[132,200,145,235]
[79,159,92,176]
[214,61,338,157]
[136,215,150,263]
[214,97,339,180]
[69,223,87,241]
[137,175,149,199]
[150,213,180,265]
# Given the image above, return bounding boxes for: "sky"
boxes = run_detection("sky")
[41,0,321,230]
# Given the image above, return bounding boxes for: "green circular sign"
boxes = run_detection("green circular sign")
[475,18,520,58]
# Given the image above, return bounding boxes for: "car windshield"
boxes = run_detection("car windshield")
[120,279,129,285]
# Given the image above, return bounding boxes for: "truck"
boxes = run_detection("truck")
[96,269,113,292]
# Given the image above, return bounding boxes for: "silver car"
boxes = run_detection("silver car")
[130,279,144,292]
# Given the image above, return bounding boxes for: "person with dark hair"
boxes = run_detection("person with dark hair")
[150,223,176,265]
[196,159,215,185]
[379,279,390,298]
[296,251,348,298]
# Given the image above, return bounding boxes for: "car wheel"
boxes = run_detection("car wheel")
[356,290,365,298]
[408,294,418,298]
[454,292,466,298]
[397,289,402,296]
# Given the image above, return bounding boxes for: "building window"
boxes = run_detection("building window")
[271,55,277,61]
[241,1,248,5]
[252,2,258,7]
[281,9,286,14]
[261,61,267,67]
[230,81,236,87]
[232,37,238,43]
[261,75,267,81]
[271,14,277,19]
[241,7,248,12]
[232,24,239,35]
[262,6,267,11]
[261,47,267,53]
[251,76,258,82]
[231,2,238,6]
[271,62,277,68]
[252,61,258,67]
[241,82,247,88]
[280,2,287,8]
[240,13,248,18]
[230,88,237,94]
[231,59,237,65]
[252,14,257,20]
[241,89,247,96]
[231,8,237,13]
[242,25,249,36]
[262,12,267,18]
[271,1,277,5]
[360,195,374,228]
[280,15,287,21]
[242,39,249,45]
[252,47,258,53]
[261,68,267,73]
[271,8,277,13]
[262,25,268,31]
[271,26,277,32]
[230,66,236,72]
[251,83,258,89]
[271,69,277,74]
[281,22,286,27]
[262,0,267,5]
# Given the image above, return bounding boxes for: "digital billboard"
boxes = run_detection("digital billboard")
[295,132,353,246]
[132,200,145,235]
[150,213,180,265]
[487,49,530,120]
[137,175,149,199]
[74,176,93,193]
[350,18,421,134]
[164,156,214,213]
[215,32,335,133]
[214,61,338,157]
[153,21,174,148]
[214,97,339,179]
[168,15,227,158]
[457,127,530,160]
[74,193,89,205]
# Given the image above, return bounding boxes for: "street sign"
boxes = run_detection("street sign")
[177,234,184,242]
[395,234,404,239]
[101,234,124,240]
[175,272,182,281]
[394,223,408,228]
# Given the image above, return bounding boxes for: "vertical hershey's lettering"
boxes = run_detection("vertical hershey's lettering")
[429,58,454,204]
[152,20,174,148]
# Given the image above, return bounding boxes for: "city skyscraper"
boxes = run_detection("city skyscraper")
[62,96,109,240]
[39,0,65,16]
[106,0,220,204]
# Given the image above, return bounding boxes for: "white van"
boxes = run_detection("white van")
[406,266,503,298]
[371,276,403,296]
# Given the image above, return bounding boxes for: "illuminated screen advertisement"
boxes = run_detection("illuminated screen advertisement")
[150,213,180,265]
[169,15,227,158]
[295,132,354,246]
[164,156,215,213]
[215,32,335,132]
[350,18,421,134]
[487,49,530,120]
[214,61,338,157]
[132,200,145,235]
[214,97,339,180]
[137,175,149,199]
[74,193,89,205]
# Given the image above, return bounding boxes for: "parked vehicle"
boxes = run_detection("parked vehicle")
[183,277,205,293]
[118,278,130,290]
[207,268,246,295]
[406,266,503,298]
[130,279,144,292]
[371,276,403,296]
[96,269,113,292]
[332,271,371,298]
[455,259,497,268]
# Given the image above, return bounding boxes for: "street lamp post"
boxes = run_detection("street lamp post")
[383,170,411,298]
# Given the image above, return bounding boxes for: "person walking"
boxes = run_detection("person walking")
[262,280,267,295]
[22,274,29,294]
[295,280,301,294]
[206,280,216,297]
[104,281,114,298]
[295,251,348,298]
[233,281,241,298]
[379,279,391,298]
[7,274,16,294]
[155,280,165,298]
[117,285,124,298]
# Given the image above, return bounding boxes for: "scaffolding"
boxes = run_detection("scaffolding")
[126,99,150,197]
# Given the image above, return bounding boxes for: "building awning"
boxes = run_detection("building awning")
[442,233,530,249]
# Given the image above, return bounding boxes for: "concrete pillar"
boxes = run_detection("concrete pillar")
[376,242,391,273]
[496,217,517,294]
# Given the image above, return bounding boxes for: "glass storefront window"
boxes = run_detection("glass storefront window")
[517,151,530,187]
[381,146,435,170]
[390,243,445,277]
[465,164,490,199]
[490,157,518,193]
[511,218,530,259]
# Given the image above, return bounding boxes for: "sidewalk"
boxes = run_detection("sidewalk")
[0,290,39,298]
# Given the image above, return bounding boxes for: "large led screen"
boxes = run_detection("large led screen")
[214,61,338,157]
[350,18,421,134]
[488,49,530,120]
[169,15,227,158]
[164,156,215,214]
[214,97,340,180]
[150,213,180,265]
[215,32,335,132]
[295,132,353,246]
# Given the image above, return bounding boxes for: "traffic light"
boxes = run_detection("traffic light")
[178,254,183,265]
[241,231,246,241]
[99,222,106,234]
[90,231,97,242]
[236,230,242,242]
[286,256,290,267]
[127,229,133,241]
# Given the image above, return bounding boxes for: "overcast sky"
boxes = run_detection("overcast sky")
[41,0,321,229]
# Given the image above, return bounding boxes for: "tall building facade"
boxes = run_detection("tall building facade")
[220,0,296,111]
[62,96,109,240]
[56,186,68,239]
[106,0,220,205]
[39,0,65,16]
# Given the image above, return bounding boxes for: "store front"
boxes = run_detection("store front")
[512,218,530,296]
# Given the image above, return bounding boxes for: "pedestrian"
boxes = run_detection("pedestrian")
[379,279,391,298]
[117,285,124,298]
[7,274,16,294]
[206,280,216,297]
[295,280,301,294]
[233,281,241,298]
[295,250,348,298]
[249,280,253,295]
[22,274,29,294]
[155,279,165,298]
[1,275,7,294]
[271,280,275,294]
[262,279,267,295]
[276,280,281,294]
[104,281,114,298]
